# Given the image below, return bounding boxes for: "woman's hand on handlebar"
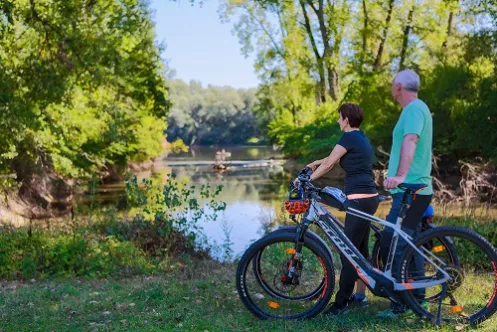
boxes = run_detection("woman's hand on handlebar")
[293,167,312,188]
[306,161,320,171]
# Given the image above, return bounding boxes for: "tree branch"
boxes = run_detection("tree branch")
[399,3,415,70]
[373,0,395,71]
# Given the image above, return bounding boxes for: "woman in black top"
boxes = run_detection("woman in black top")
[306,103,379,314]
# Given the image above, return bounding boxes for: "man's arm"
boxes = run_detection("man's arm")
[384,134,418,189]
[396,134,418,177]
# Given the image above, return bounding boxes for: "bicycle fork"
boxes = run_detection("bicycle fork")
[283,218,311,284]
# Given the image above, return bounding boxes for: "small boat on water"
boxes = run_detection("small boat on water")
[215,149,231,157]
[214,149,231,171]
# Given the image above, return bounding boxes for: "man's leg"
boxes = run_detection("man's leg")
[379,194,405,313]
[401,194,432,300]
[378,193,432,315]
[379,194,403,267]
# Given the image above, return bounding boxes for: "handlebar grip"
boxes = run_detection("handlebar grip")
[299,167,313,176]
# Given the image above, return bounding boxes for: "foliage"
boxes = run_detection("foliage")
[272,118,342,160]
[223,0,497,163]
[99,174,226,257]
[166,79,265,145]
[168,138,189,154]
[0,0,169,180]
[0,174,226,280]
[0,229,153,279]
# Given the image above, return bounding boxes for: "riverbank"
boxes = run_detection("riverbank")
[284,157,497,206]
[1,260,496,331]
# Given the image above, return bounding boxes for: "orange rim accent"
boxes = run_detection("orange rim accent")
[268,301,280,309]
[432,245,446,253]
[401,283,414,290]
[286,248,296,255]
[487,262,497,308]
[318,256,328,298]
[450,306,464,313]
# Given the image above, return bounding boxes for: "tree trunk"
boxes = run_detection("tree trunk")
[300,0,326,103]
[310,0,340,100]
[442,11,454,49]
[328,68,339,100]
[399,5,415,70]
[361,0,369,67]
[374,0,395,71]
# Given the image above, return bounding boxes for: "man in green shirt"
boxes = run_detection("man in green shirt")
[377,69,433,318]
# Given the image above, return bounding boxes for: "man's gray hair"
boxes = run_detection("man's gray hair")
[394,69,420,92]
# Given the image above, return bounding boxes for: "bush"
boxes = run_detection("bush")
[168,138,189,154]
[0,174,226,280]
[109,174,226,256]
[0,229,153,279]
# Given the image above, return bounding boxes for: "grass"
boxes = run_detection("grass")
[1,260,496,332]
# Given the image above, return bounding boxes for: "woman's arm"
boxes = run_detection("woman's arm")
[307,158,326,170]
[309,144,347,181]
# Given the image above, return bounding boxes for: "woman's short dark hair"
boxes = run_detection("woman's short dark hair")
[338,103,364,128]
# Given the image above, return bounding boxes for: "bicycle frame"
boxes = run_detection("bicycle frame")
[301,196,452,299]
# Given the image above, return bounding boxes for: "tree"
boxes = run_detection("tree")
[166,80,263,145]
[222,0,497,162]
[0,0,170,180]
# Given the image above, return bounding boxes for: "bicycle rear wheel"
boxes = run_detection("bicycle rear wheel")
[398,226,497,325]
[236,230,335,319]
[372,231,459,302]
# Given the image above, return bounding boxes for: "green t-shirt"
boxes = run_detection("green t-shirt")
[387,99,433,195]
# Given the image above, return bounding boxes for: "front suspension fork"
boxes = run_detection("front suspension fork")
[285,219,311,281]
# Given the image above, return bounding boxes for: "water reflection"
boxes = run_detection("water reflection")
[95,146,497,260]
[165,146,320,259]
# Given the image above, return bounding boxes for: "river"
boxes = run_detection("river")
[95,146,496,260]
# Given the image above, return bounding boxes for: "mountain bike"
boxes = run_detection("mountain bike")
[252,193,459,305]
[236,167,497,326]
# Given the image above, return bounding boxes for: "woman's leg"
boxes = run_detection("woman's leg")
[356,280,367,295]
[354,222,373,300]
[334,197,378,305]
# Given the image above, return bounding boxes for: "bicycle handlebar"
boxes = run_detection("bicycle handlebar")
[295,167,321,195]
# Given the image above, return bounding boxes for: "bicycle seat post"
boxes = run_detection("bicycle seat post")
[384,189,412,277]
[399,189,412,221]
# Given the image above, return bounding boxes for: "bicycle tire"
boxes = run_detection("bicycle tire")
[236,230,335,319]
[253,247,326,301]
[252,227,331,301]
[398,226,497,325]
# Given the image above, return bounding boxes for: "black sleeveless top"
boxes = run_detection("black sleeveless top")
[337,130,377,195]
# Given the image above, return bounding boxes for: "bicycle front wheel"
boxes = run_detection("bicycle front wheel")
[398,226,497,325]
[236,230,335,319]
